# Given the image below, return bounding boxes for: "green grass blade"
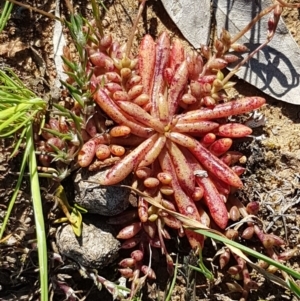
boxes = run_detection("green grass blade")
[0,131,29,239]
[27,125,48,301]
[0,110,39,137]
[165,255,179,301]
[10,127,27,158]
[195,229,300,280]
[287,279,300,298]
[0,1,13,33]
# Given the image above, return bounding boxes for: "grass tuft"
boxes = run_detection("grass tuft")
[0,69,48,301]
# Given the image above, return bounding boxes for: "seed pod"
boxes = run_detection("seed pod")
[266,265,278,274]
[241,226,254,240]
[225,229,239,240]
[148,205,157,216]
[106,71,121,83]
[163,215,181,229]
[214,39,224,53]
[121,237,141,249]
[141,265,156,279]
[244,280,259,290]
[229,206,240,222]
[110,125,131,137]
[110,145,126,156]
[278,248,298,261]
[131,250,144,262]
[232,166,246,176]
[213,78,224,90]
[217,123,252,138]
[46,137,64,151]
[226,282,244,293]
[161,199,176,211]
[220,28,231,45]
[119,258,135,268]
[257,260,269,269]
[49,118,60,131]
[246,201,259,215]
[113,91,129,101]
[200,133,216,147]
[227,265,242,275]
[85,117,97,138]
[209,138,233,157]
[208,58,228,70]
[157,172,172,185]
[138,197,148,223]
[132,93,150,106]
[223,54,239,63]
[118,268,134,278]
[187,50,203,80]
[164,68,174,85]
[128,85,144,100]
[120,67,132,79]
[262,234,285,248]
[200,83,212,94]
[144,177,160,188]
[150,237,161,248]
[148,214,158,222]
[198,205,211,227]
[100,34,112,48]
[157,208,168,217]
[160,185,174,195]
[219,248,231,269]
[117,222,142,239]
[200,45,211,59]
[90,51,115,70]
[220,153,232,166]
[59,116,69,133]
[221,151,244,166]
[95,144,111,160]
[181,93,197,105]
[143,220,157,238]
[39,154,51,167]
[192,186,204,201]
[105,82,122,94]
[190,81,202,98]
[231,43,249,52]
[126,75,142,90]
[136,167,152,179]
[78,140,96,167]
[109,41,121,58]
[199,75,217,84]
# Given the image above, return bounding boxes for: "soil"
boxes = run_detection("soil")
[0,0,300,301]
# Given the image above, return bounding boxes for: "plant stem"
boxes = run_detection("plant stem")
[27,124,48,301]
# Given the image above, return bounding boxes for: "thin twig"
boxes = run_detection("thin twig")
[6,0,62,22]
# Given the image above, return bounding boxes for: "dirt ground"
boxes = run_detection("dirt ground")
[0,0,300,300]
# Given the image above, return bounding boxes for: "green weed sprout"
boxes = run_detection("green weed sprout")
[0,1,13,33]
[0,69,48,301]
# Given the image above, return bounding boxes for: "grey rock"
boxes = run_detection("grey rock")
[73,169,131,216]
[56,218,120,269]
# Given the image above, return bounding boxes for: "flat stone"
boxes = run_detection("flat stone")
[56,218,120,269]
[73,169,132,216]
